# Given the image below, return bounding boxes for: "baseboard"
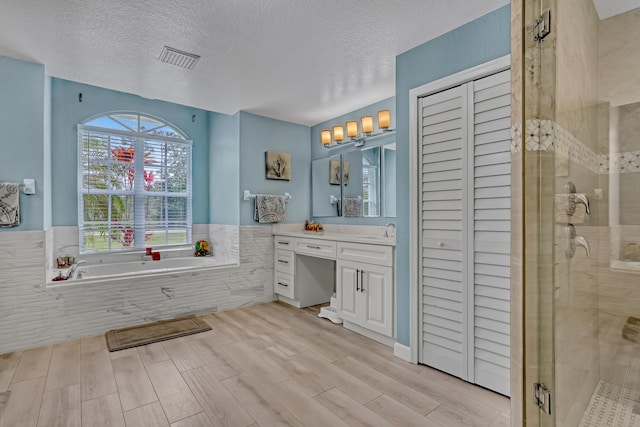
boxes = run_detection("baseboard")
[393,342,412,362]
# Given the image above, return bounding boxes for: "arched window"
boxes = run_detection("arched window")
[78,112,192,253]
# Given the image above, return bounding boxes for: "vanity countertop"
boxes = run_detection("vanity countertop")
[272,224,396,247]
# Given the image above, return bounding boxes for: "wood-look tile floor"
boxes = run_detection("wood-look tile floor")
[0,302,510,427]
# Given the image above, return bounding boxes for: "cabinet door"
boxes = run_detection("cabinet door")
[360,263,393,337]
[336,260,359,324]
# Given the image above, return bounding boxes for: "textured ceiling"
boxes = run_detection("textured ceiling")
[0,0,508,126]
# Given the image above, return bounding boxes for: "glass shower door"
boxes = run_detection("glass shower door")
[524,0,640,425]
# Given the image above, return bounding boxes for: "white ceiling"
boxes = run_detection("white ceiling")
[593,0,640,19]
[0,0,508,126]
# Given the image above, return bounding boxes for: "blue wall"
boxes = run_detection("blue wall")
[239,112,310,225]
[50,78,211,225]
[208,112,240,225]
[394,4,511,346]
[43,77,53,229]
[0,57,46,231]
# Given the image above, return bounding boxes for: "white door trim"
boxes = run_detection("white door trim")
[408,54,511,364]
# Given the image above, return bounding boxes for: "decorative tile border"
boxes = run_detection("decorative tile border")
[519,119,640,175]
[511,122,522,153]
[598,152,640,174]
[554,122,600,173]
[524,119,555,152]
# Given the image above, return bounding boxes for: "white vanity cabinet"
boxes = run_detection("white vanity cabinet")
[273,230,395,345]
[337,242,393,338]
[274,236,295,300]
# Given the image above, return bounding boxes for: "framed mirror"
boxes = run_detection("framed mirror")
[312,137,396,219]
[311,154,341,217]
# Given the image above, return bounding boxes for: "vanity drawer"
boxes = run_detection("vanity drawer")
[337,242,393,267]
[275,249,295,275]
[274,235,294,250]
[295,238,337,259]
[274,271,295,299]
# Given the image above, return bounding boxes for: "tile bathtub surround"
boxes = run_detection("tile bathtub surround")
[0,226,274,355]
[47,224,240,282]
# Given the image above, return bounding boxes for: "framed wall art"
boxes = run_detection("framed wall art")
[265,151,291,180]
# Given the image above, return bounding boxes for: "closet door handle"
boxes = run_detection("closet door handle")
[355,269,360,292]
[360,269,365,292]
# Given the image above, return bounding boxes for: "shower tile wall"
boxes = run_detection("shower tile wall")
[597,8,640,390]
[554,1,601,425]
[0,226,275,355]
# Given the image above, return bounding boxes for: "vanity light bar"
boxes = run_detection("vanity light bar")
[322,109,393,149]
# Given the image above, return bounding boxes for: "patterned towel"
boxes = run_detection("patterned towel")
[0,182,20,227]
[342,197,360,217]
[254,195,287,223]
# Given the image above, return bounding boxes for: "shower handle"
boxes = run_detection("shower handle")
[564,224,591,259]
[573,193,591,215]
[574,235,591,258]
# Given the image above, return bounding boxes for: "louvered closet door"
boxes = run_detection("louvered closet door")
[419,68,511,396]
[471,69,511,395]
[419,85,469,379]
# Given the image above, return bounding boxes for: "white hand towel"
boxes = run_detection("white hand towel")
[0,182,20,227]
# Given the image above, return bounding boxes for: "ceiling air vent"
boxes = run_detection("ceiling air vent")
[158,46,200,70]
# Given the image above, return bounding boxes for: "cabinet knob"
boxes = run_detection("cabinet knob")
[437,242,444,247]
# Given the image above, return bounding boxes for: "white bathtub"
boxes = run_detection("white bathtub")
[51,256,233,285]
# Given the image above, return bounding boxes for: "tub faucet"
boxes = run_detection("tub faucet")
[66,260,87,279]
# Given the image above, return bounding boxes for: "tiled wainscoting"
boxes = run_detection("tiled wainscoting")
[0,226,275,354]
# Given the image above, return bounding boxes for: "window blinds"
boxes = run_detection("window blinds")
[78,125,192,253]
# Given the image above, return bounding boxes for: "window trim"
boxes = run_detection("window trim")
[77,112,193,254]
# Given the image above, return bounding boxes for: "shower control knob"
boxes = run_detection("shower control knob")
[573,193,591,215]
